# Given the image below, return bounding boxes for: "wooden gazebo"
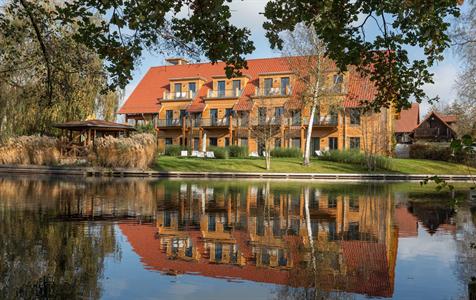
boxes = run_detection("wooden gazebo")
[54,119,136,157]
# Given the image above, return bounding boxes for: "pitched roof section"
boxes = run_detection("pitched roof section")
[395,103,420,133]
[440,114,457,124]
[414,111,457,135]
[118,57,379,115]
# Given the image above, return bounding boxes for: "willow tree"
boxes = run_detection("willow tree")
[0,1,119,140]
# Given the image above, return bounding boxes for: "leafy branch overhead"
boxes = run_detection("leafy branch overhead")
[0,0,464,112]
[263,0,461,111]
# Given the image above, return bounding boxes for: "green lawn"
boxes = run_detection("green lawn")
[154,156,476,175]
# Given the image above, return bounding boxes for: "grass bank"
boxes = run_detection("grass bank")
[154,156,476,175]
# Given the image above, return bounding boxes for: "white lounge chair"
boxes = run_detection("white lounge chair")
[180,150,188,157]
[249,151,259,157]
[314,150,322,157]
[197,151,205,158]
[191,150,199,157]
[206,151,215,158]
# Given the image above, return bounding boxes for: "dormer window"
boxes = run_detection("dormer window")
[264,78,273,96]
[217,80,226,97]
[333,74,344,93]
[232,80,241,97]
[188,82,196,93]
[174,83,182,98]
[281,77,290,95]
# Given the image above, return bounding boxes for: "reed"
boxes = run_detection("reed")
[0,136,60,165]
[89,133,157,169]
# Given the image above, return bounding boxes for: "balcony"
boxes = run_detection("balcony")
[414,127,451,139]
[200,118,233,127]
[307,115,338,127]
[254,86,292,97]
[206,89,243,99]
[162,90,196,100]
[157,119,184,127]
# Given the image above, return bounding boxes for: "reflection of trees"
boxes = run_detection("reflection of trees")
[0,209,117,299]
[0,176,159,299]
[454,204,476,293]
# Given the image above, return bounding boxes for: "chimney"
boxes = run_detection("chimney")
[165,57,189,65]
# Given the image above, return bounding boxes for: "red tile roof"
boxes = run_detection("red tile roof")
[395,103,420,133]
[439,114,457,123]
[394,206,418,237]
[118,57,379,115]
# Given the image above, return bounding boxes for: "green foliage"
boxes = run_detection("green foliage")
[135,123,156,134]
[0,1,118,140]
[263,1,460,110]
[319,150,390,171]
[164,145,184,157]
[209,146,229,159]
[270,147,301,158]
[409,144,453,161]
[226,145,248,158]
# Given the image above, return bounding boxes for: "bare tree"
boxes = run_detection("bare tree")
[249,100,282,171]
[361,110,391,171]
[282,24,342,166]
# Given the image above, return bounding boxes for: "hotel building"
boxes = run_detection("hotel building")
[118,57,395,154]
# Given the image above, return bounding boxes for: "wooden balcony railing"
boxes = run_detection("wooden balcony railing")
[414,127,451,138]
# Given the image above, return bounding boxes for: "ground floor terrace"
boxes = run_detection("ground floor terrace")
[126,112,391,155]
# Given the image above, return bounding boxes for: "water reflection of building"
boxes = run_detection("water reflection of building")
[120,183,398,297]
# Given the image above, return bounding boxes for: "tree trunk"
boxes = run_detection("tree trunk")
[265,141,271,170]
[303,103,317,166]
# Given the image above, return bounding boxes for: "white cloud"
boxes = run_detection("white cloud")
[420,61,459,116]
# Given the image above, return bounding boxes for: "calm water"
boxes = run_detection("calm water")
[0,176,475,300]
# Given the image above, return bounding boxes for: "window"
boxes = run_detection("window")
[193,113,202,127]
[165,138,173,145]
[209,137,218,146]
[179,110,187,125]
[210,109,218,125]
[333,74,344,93]
[166,110,173,126]
[329,110,338,125]
[225,108,233,125]
[328,194,337,208]
[208,214,216,231]
[329,137,338,150]
[281,77,290,95]
[193,138,199,150]
[240,112,249,127]
[258,107,267,125]
[264,78,273,95]
[188,82,196,93]
[275,107,284,118]
[174,83,182,98]
[291,110,301,126]
[232,80,241,96]
[311,138,320,155]
[225,137,230,147]
[350,137,360,150]
[349,196,359,212]
[240,138,248,147]
[217,80,226,97]
[275,138,281,148]
[349,109,361,125]
[292,138,301,149]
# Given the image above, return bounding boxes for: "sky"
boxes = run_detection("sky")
[122,1,466,117]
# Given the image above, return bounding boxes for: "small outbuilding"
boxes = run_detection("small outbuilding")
[54,119,136,156]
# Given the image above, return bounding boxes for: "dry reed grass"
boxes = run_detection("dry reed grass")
[89,133,157,169]
[0,136,60,165]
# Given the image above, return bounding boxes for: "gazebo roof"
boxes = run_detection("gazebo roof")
[54,119,136,131]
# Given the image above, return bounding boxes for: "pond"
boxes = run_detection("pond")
[0,176,475,300]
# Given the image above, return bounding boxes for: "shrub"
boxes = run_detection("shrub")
[319,150,390,170]
[164,145,183,156]
[409,144,452,161]
[0,136,61,165]
[90,133,157,169]
[209,146,229,159]
[270,147,301,158]
[227,145,248,158]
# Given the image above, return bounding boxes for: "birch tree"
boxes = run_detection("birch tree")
[283,25,341,166]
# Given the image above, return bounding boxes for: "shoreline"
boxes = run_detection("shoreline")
[0,164,474,182]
